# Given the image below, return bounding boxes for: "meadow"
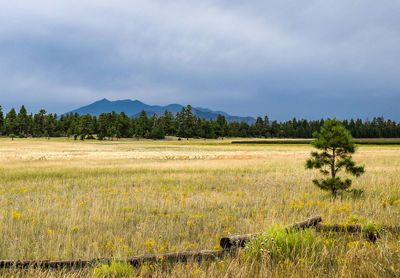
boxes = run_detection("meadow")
[0,138,399,277]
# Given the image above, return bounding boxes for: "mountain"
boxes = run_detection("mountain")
[65,99,256,123]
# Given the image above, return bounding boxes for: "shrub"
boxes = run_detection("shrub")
[93,261,135,278]
[246,226,323,262]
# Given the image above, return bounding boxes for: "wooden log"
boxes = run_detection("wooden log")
[0,250,225,269]
[128,250,225,266]
[381,225,400,234]
[285,215,322,232]
[315,223,400,234]
[0,259,93,268]
[220,233,261,250]
[315,223,381,241]
[315,223,362,233]
[315,223,400,242]
[220,215,322,250]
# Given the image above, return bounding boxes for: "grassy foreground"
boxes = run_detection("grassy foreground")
[0,138,399,277]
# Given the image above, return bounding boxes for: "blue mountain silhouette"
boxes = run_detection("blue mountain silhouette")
[65,99,255,123]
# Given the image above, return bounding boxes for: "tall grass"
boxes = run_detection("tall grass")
[0,138,399,276]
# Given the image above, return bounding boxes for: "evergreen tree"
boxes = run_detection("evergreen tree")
[253,117,264,137]
[1,102,400,140]
[176,106,195,139]
[4,108,19,135]
[118,112,132,138]
[150,118,165,139]
[17,105,30,136]
[46,114,58,137]
[107,126,117,140]
[135,110,148,138]
[215,114,228,138]
[201,118,216,138]
[79,114,93,139]
[162,110,175,135]
[238,122,249,137]
[305,119,365,197]
[0,105,4,134]
[98,113,109,139]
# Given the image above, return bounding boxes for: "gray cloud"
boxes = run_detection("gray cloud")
[0,0,399,120]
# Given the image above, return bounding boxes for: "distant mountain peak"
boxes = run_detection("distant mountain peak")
[65,99,255,123]
[96,98,111,103]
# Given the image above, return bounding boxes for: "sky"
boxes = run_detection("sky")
[0,0,399,121]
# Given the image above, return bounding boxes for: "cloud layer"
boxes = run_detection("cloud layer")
[0,0,399,120]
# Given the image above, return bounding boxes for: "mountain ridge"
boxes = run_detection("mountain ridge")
[65,99,256,123]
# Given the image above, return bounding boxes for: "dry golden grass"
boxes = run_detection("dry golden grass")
[0,138,399,277]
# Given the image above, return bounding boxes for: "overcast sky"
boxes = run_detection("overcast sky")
[0,0,399,120]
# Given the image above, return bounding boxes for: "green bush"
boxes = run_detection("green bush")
[246,226,323,261]
[93,261,135,278]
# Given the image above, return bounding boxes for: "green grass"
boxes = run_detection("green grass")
[232,138,400,145]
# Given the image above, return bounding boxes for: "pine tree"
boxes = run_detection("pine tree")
[32,109,47,137]
[305,119,365,197]
[253,117,264,137]
[4,108,19,136]
[215,114,228,138]
[79,114,93,139]
[162,110,176,135]
[0,105,4,134]
[150,119,165,139]
[135,110,148,138]
[98,113,109,139]
[17,105,30,136]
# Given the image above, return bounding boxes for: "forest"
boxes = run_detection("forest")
[1,104,400,140]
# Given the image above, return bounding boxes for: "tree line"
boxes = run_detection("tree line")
[1,104,400,140]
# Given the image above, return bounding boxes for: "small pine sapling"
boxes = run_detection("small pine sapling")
[305,119,365,197]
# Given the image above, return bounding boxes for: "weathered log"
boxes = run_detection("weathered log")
[315,223,382,242]
[128,250,225,266]
[315,223,362,233]
[381,225,400,234]
[219,233,261,250]
[315,223,400,234]
[285,215,322,233]
[315,223,400,242]
[0,259,93,269]
[220,215,322,250]
[0,250,225,269]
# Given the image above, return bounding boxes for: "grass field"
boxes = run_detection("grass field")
[232,138,400,145]
[0,138,399,277]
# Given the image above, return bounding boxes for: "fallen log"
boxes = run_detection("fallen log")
[315,223,397,242]
[315,223,400,242]
[220,215,322,250]
[315,223,400,233]
[381,225,400,234]
[0,250,225,269]
[219,233,261,250]
[128,250,225,266]
[285,215,322,232]
[315,223,362,233]
[315,223,380,241]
